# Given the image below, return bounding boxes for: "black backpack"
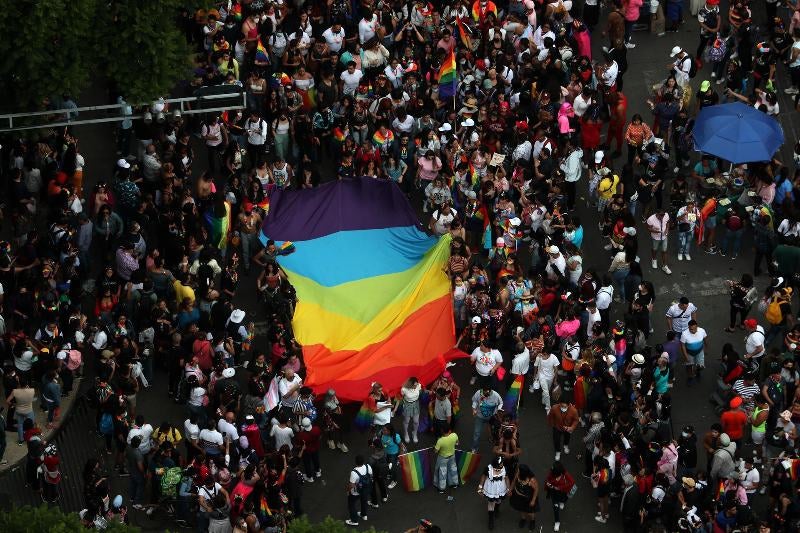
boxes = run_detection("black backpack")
[352,466,372,491]
[686,54,698,78]
[197,262,214,291]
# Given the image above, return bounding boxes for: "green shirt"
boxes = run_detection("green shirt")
[435,432,459,458]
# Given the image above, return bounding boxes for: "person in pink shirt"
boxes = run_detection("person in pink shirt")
[555,310,581,340]
[572,19,591,60]
[623,0,643,48]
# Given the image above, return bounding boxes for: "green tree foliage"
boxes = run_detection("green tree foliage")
[288,516,387,533]
[95,0,191,103]
[0,0,97,110]
[0,505,139,532]
[0,0,191,112]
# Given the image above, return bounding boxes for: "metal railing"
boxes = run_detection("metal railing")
[0,91,248,133]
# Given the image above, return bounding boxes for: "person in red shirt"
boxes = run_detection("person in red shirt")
[544,460,575,531]
[296,417,323,482]
[720,396,748,448]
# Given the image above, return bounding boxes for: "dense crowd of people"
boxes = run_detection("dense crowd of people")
[2,0,800,531]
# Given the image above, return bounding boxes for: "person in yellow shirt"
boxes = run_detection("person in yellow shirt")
[173,273,195,305]
[597,170,620,212]
[433,426,460,493]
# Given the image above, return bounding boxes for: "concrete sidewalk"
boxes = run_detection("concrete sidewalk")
[1,377,84,472]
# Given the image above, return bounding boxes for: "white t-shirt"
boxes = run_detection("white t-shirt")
[322,27,346,52]
[217,419,239,442]
[743,467,760,493]
[586,308,602,336]
[746,326,766,358]
[374,401,393,425]
[188,386,206,407]
[666,302,697,333]
[511,347,531,375]
[358,15,378,43]
[349,464,373,495]
[534,354,559,381]
[596,286,613,310]
[401,384,422,403]
[279,374,303,407]
[680,328,707,353]
[270,424,295,450]
[471,347,503,376]
[127,424,154,454]
[646,213,670,240]
[199,428,224,451]
[340,69,364,95]
[184,419,200,441]
[431,209,457,236]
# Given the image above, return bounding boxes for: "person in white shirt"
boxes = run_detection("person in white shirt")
[646,209,672,274]
[741,458,760,495]
[345,457,373,526]
[244,112,268,164]
[545,245,567,281]
[127,416,154,454]
[198,422,224,456]
[358,10,378,43]
[470,340,503,387]
[669,46,692,88]
[279,368,303,408]
[399,377,422,443]
[270,414,295,450]
[665,297,697,334]
[532,352,560,411]
[322,23,346,52]
[585,301,602,337]
[384,59,405,88]
[596,278,614,329]
[559,138,584,210]
[430,203,457,236]
[217,412,240,443]
[339,62,364,96]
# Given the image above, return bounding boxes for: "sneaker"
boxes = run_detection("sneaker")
[555,452,561,461]
[558,503,565,509]
[132,504,145,511]
[719,250,727,257]
[382,497,389,503]
[328,440,336,450]
[368,502,380,508]
[345,520,360,526]
[711,72,717,78]
[651,259,658,269]
[563,446,570,455]
[338,443,349,453]
[731,254,738,260]
[662,265,672,275]
[361,515,368,521]
[604,243,613,251]
[388,481,397,489]
[595,515,608,523]
[554,522,561,532]
[404,434,410,443]
[785,87,799,95]
[625,42,636,49]
[705,246,718,255]
[678,254,684,261]
[316,470,322,478]
[119,470,130,477]
[685,254,691,261]
[303,475,314,483]
[412,434,418,443]
[673,166,680,174]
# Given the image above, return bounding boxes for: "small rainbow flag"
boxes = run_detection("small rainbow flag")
[398,448,433,492]
[503,374,524,418]
[277,241,295,256]
[259,494,272,516]
[456,16,473,50]
[205,201,231,249]
[255,40,270,64]
[231,2,242,20]
[298,87,317,111]
[438,50,457,99]
[354,401,374,432]
[271,72,291,88]
[455,449,481,483]
[333,127,347,143]
[468,162,480,188]
[256,197,270,214]
[372,129,394,148]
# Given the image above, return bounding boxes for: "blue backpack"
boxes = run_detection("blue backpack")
[99,413,114,435]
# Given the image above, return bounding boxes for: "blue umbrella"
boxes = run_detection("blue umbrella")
[692,102,784,164]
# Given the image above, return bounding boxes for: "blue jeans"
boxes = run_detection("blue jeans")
[721,228,743,256]
[16,412,34,443]
[612,268,629,301]
[677,230,693,255]
[472,416,491,451]
[129,474,145,504]
[434,454,459,490]
[765,323,785,348]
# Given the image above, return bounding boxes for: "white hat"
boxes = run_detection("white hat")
[116,158,131,169]
[594,151,605,164]
[509,217,521,227]
[56,350,68,360]
[460,118,475,127]
[471,316,482,324]
[438,123,452,132]
[548,245,560,254]
[463,74,476,85]
[229,309,246,324]
[670,46,682,57]
[605,354,617,365]
[300,417,312,431]
[466,190,477,200]
[222,367,236,379]
[598,167,611,177]
[75,331,85,343]
[496,237,505,247]
[623,227,637,236]
[632,353,645,365]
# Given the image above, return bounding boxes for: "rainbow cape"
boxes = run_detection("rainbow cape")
[260,178,463,401]
[354,401,374,431]
[398,448,433,491]
[231,2,242,20]
[297,87,317,111]
[204,201,231,249]
[255,40,269,64]
[438,50,457,99]
[503,374,524,418]
[372,129,395,148]
[455,449,481,483]
[471,0,498,22]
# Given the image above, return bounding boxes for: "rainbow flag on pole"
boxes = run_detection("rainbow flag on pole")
[503,374,524,418]
[455,449,482,483]
[205,201,231,249]
[456,17,473,50]
[438,50,457,99]
[398,448,433,491]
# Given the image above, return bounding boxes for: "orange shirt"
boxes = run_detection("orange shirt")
[720,409,748,440]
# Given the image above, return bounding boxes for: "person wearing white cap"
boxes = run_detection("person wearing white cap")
[669,46,692,88]
[545,246,566,282]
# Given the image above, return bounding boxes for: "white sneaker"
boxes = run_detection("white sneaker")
[595,515,608,523]
[555,452,561,461]
[604,243,613,250]
[368,502,380,508]
[716,78,725,85]
[345,519,359,526]
[304,475,315,483]
[554,522,561,532]
[673,166,679,174]
[785,87,799,95]
[388,481,397,489]
[711,72,716,78]
[685,254,692,261]
[625,42,636,49]
[316,470,322,478]
[563,446,570,455]
[361,515,368,521]
[662,265,672,275]
[412,434,418,443]
[558,503,565,509]
[338,443,349,453]
[404,434,410,443]
[651,259,658,269]
[678,254,684,261]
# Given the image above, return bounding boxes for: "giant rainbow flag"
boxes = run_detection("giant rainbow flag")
[261,178,460,401]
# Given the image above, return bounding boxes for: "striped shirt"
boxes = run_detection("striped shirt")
[732,379,760,412]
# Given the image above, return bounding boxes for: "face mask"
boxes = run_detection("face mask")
[560,406,568,413]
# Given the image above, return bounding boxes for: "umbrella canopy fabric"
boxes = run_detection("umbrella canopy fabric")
[692,102,784,164]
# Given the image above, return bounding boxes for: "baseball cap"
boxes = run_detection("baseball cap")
[670,46,682,57]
